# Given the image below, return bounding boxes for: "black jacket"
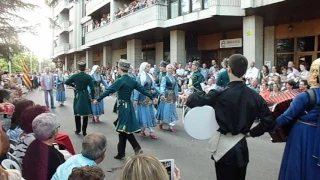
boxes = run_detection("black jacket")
[186,81,275,166]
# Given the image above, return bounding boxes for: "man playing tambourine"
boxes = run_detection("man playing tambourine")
[186,54,275,180]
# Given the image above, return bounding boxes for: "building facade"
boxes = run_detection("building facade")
[51,0,320,72]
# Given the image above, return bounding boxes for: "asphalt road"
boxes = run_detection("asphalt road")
[25,89,285,180]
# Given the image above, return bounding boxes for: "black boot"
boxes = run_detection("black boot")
[134,147,143,155]
[74,116,81,134]
[82,116,88,136]
[114,154,125,160]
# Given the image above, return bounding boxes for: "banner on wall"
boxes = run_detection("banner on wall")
[220,38,242,48]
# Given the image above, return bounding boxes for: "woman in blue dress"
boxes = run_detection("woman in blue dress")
[56,71,66,106]
[134,62,159,139]
[156,64,179,132]
[276,59,320,180]
[89,65,109,123]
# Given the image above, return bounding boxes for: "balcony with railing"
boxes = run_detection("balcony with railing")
[207,0,243,16]
[85,3,167,46]
[54,43,70,56]
[58,20,70,34]
[241,0,286,8]
[54,0,69,17]
[86,0,111,16]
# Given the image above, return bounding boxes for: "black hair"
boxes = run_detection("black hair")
[287,79,295,87]
[0,89,11,103]
[262,65,269,74]
[228,54,248,78]
[79,66,86,71]
[120,69,128,73]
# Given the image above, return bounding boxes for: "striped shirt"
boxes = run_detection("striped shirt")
[13,133,35,164]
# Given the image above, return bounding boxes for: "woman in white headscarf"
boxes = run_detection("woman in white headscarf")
[88,65,109,123]
[56,71,66,106]
[134,62,160,139]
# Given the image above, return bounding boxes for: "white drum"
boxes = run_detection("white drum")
[183,106,219,140]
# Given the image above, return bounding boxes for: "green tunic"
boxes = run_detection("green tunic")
[96,74,153,133]
[192,70,204,91]
[65,72,95,116]
[216,70,230,88]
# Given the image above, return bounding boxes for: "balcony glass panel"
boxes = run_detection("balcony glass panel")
[192,0,201,11]
[181,0,190,15]
[171,0,179,18]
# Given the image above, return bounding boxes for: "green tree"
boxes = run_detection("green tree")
[0,0,37,61]
[0,53,39,73]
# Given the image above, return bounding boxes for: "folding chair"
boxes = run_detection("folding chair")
[7,152,22,170]
[1,159,21,173]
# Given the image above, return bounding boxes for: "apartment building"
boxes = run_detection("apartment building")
[51,0,320,71]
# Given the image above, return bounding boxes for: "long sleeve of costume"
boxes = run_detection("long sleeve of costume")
[216,72,223,86]
[133,76,141,101]
[88,78,95,99]
[192,73,202,89]
[152,83,160,95]
[101,76,109,88]
[96,79,122,102]
[276,92,308,127]
[134,81,154,100]
[65,75,74,87]
[160,77,166,95]
[174,82,179,97]
[250,96,275,137]
[186,90,220,108]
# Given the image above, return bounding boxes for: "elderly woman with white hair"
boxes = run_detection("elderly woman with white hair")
[156,64,179,132]
[88,65,109,123]
[134,62,160,139]
[22,113,65,180]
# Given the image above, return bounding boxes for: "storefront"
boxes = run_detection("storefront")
[275,19,320,71]
[198,31,243,66]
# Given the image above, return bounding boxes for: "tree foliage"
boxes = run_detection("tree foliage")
[0,0,37,61]
[0,53,39,73]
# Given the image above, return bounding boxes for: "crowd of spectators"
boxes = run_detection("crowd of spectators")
[0,68,181,180]
[115,0,161,19]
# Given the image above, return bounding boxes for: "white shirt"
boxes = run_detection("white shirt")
[176,68,185,76]
[287,72,295,80]
[245,67,260,80]
[299,71,310,80]
[292,67,300,77]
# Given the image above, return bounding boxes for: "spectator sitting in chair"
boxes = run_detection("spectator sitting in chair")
[52,133,107,180]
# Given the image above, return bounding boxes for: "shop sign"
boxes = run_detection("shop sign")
[220,38,242,48]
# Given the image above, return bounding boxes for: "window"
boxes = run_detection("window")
[277,38,294,53]
[181,0,189,15]
[192,0,201,11]
[170,0,179,18]
[276,54,294,70]
[204,0,209,9]
[121,54,127,59]
[297,36,315,52]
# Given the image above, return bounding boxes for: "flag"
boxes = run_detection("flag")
[23,62,32,89]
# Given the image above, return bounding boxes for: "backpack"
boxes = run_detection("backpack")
[305,89,317,113]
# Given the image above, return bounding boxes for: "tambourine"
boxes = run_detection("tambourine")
[183,105,219,140]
